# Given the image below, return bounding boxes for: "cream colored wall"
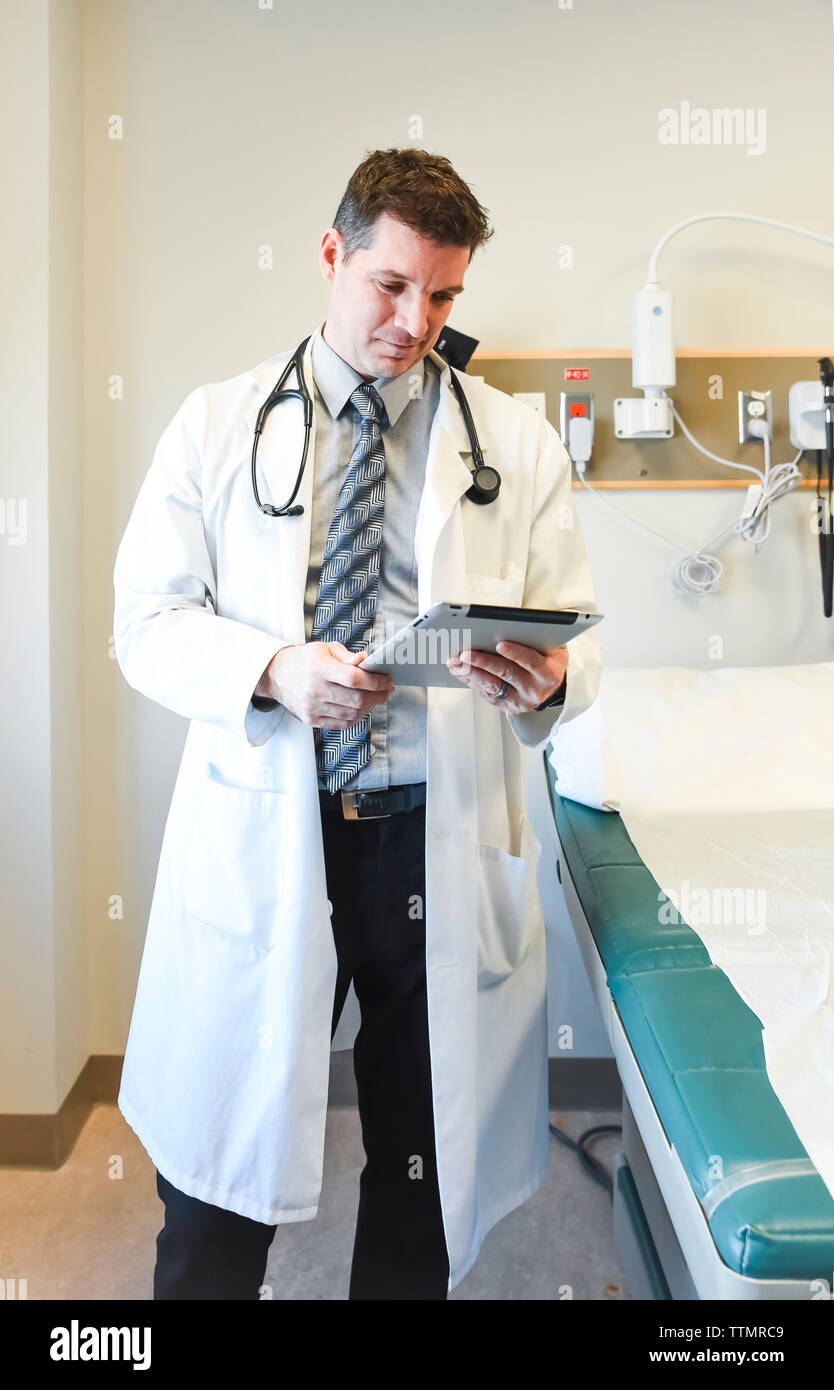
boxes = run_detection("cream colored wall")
[3,0,834,1111]
[48,0,86,1109]
[0,0,85,1114]
[0,1,55,1112]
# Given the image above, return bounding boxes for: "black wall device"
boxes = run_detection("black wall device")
[432,326,479,371]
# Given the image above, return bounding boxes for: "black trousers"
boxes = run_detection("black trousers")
[153,788,450,1301]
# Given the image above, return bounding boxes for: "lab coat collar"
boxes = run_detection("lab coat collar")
[242,330,481,461]
[243,330,482,612]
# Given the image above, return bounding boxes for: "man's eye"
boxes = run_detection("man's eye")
[379,282,454,302]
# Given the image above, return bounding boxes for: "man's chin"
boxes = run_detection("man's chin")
[373,341,423,373]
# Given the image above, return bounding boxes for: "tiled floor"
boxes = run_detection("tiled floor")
[0,1102,629,1300]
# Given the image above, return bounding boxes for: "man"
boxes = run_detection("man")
[113,147,601,1300]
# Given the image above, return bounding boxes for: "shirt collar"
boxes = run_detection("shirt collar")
[310,322,425,429]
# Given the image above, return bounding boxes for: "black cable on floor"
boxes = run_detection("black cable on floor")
[549,1121,622,1197]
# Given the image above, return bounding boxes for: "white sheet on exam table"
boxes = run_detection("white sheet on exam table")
[548,663,834,1202]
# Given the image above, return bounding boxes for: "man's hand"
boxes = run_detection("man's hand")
[445,640,568,715]
[257,643,394,728]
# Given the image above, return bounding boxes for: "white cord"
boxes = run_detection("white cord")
[598,210,829,591]
[666,400,804,580]
[645,212,834,286]
[569,413,804,596]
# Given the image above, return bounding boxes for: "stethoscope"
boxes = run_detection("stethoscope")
[251,335,501,517]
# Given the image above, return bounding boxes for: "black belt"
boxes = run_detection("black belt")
[318,782,427,820]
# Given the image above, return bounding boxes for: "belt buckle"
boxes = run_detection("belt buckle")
[340,790,391,820]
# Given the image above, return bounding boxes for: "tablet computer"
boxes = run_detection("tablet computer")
[361,602,603,688]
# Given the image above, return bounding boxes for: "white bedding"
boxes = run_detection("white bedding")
[548,662,834,1202]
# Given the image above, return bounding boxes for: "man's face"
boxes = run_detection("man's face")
[319,211,470,382]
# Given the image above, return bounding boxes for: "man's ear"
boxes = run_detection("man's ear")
[319,228,342,286]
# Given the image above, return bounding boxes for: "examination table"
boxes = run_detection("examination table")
[544,750,834,1300]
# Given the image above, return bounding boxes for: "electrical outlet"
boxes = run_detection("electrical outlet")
[559,392,594,439]
[738,389,772,444]
[513,391,546,415]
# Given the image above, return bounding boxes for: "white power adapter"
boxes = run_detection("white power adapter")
[740,483,763,520]
[567,415,593,471]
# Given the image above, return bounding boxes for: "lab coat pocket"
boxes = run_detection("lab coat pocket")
[185,772,288,952]
[464,566,524,607]
[475,815,544,987]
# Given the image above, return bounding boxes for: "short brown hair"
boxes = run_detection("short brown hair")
[332,147,494,264]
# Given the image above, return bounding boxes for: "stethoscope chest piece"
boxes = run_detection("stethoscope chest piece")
[465,463,501,505]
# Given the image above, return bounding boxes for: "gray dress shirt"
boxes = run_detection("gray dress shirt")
[306,324,438,791]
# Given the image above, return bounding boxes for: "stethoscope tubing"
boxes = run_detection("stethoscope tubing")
[251,337,498,516]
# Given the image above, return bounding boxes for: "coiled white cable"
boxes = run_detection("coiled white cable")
[569,412,804,596]
[613,207,828,591]
[664,401,803,591]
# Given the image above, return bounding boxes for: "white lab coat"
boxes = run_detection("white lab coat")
[113,335,601,1292]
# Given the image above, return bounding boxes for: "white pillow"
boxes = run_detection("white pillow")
[548,663,834,815]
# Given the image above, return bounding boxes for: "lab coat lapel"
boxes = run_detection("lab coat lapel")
[414,348,483,612]
[417,350,482,849]
[243,337,317,646]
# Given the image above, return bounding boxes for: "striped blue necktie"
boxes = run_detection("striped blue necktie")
[312,382,387,792]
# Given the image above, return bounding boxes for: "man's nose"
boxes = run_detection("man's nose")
[394,296,430,341]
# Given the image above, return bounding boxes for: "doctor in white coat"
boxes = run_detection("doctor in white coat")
[113,147,601,1299]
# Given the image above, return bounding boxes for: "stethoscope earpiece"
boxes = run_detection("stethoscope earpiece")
[262,503,304,518]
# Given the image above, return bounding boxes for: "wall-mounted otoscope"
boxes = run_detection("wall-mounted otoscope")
[817,356,834,618]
